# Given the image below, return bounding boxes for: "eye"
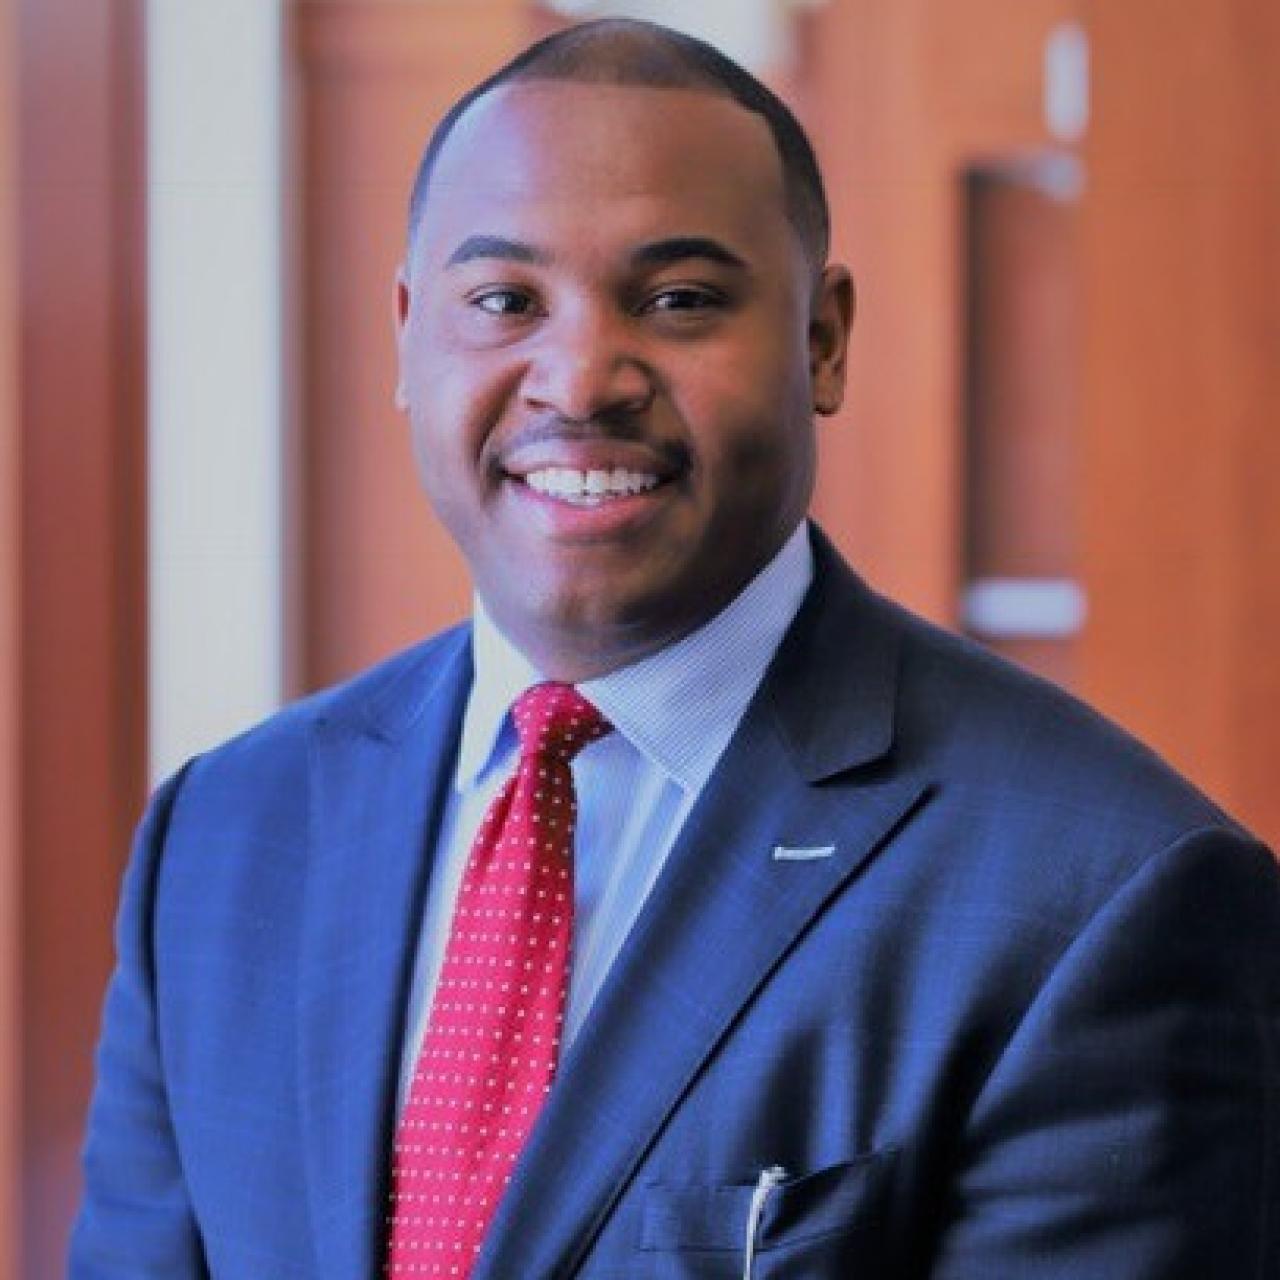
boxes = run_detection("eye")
[644,286,724,313]
[470,287,538,317]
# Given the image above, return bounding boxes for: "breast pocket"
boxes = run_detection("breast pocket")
[639,1149,898,1279]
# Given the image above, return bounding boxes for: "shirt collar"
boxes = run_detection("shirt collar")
[454,600,541,790]
[457,521,814,793]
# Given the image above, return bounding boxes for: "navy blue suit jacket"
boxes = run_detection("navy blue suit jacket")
[72,534,1280,1277]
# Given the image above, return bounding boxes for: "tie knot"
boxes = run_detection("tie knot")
[512,682,610,764]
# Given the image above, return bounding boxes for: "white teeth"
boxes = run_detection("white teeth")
[523,467,660,504]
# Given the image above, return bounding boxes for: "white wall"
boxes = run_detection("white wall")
[147,0,284,781]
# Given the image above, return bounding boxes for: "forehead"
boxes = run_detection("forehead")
[416,81,792,262]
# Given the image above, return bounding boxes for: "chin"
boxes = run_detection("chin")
[513,589,676,669]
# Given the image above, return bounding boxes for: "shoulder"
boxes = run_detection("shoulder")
[164,622,472,825]
[854,587,1275,936]
[881,590,1232,838]
[798,538,1261,905]
[804,559,1277,1010]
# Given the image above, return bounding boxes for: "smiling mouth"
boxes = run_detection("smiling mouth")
[520,466,662,506]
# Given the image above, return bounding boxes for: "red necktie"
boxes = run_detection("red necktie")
[385,682,610,1277]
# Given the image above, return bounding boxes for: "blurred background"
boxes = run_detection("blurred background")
[1,0,1277,1272]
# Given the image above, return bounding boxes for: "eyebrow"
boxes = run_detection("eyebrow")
[443,233,749,273]
[630,237,748,272]
[445,235,551,268]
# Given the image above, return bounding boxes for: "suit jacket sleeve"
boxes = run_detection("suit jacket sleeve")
[929,825,1280,1279]
[69,767,210,1279]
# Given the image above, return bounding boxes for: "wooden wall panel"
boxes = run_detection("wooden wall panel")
[1080,0,1280,841]
[12,0,147,1273]
[293,0,531,689]
[964,172,1080,688]
[805,0,1079,622]
[1,0,20,1271]
[965,176,1078,581]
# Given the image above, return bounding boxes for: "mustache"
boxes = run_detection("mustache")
[498,415,690,467]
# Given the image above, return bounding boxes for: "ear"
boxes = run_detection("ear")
[392,266,411,411]
[809,264,855,416]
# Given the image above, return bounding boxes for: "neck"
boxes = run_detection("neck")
[477,522,809,682]
[491,615,701,684]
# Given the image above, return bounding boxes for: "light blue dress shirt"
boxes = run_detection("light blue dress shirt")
[397,521,814,1104]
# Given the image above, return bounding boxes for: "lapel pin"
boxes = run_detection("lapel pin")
[771,844,836,862]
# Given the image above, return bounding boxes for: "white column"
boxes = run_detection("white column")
[147,0,284,782]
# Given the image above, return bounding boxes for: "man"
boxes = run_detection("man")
[72,18,1278,1279]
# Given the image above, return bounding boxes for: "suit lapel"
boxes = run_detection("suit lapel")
[476,536,933,1278]
[298,631,471,1280]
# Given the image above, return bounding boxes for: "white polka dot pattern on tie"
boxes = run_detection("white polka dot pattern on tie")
[385,683,610,1277]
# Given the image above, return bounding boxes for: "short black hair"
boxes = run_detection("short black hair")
[406,18,830,267]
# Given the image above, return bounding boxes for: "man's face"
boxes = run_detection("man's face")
[396,81,851,678]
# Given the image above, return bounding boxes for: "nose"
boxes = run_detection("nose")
[520,309,655,422]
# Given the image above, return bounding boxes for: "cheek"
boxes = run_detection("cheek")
[404,398,480,532]
[677,352,812,482]
[404,354,515,475]
[407,422,458,528]
[681,317,810,413]
[403,304,516,405]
